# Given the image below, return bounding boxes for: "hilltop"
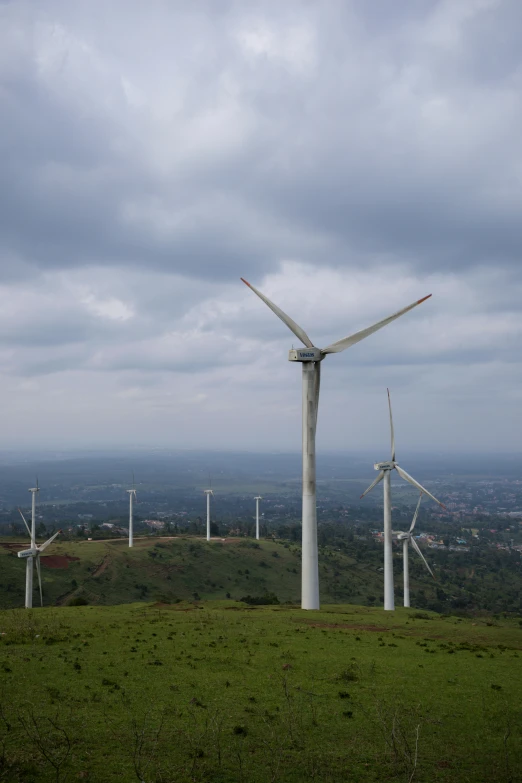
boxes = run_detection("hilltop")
[0,535,388,609]
[1,533,521,615]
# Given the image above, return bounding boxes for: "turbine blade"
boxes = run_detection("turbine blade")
[241,278,314,348]
[320,295,432,354]
[35,555,43,607]
[395,465,446,508]
[38,529,62,553]
[18,508,32,538]
[410,537,435,579]
[387,388,395,462]
[409,494,423,533]
[360,471,385,499]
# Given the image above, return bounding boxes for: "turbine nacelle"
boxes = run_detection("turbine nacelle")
[374,461,395,471]
[17,548,38,559]
[288,348,323,362]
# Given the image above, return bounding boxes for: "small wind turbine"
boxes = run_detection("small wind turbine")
[127,473,137,548]
[395,494,435,608]
[361,390,444,611]
[254,496,262,540]
[17,482,61,608]
[204,481,213,541]
[242,277,432,610]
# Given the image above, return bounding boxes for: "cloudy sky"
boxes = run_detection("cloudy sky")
[1,0,522,453]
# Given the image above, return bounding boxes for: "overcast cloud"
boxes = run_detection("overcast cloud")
[1,0,522,453]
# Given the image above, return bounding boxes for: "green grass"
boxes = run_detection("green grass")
[0,602,520,781]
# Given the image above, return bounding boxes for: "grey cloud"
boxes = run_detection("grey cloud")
[2,0,521,286]
[0,0,521,449]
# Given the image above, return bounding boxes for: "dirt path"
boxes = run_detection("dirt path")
[92,554,111,578]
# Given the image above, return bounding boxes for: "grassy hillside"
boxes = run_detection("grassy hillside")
[0,602,520,781]
[0,535,440,610]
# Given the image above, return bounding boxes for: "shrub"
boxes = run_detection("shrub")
[67,596,88,606]
[239,593,280,606]
[233,725,248,736]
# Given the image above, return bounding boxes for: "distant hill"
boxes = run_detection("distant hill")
[1,534,520,614]
[0,535,404,610]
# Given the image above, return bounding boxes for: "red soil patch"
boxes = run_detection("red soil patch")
[41,555,79,569]
[0,542,28,550]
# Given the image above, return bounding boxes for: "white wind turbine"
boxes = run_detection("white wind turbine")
[241,278,432,610]
[254,496,262,540]
[127,474,137,548]
[17,482,62,608]
[204,486,213,542]
[395,493,435,608]
[360,390,445,611]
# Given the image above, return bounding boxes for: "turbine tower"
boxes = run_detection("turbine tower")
[23,482,39,608]
[127,474,137,548]
[361,390,444,611]
[395,494,435,607]
[204,488,213,541]
[17,483,62,608]
[254,496,262,540]
[241,278,432,610]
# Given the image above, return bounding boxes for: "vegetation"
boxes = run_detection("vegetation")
[1,532,521,615]
[0,602,520,781]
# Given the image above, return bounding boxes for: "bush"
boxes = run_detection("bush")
[239,593,280,606]
[67,596,88,606]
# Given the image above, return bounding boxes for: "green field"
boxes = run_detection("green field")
[0,536,443,611]
[0,602,520,782]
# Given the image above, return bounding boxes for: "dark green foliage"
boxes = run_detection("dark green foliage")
[67,596,88,606]
[239,593,280,605]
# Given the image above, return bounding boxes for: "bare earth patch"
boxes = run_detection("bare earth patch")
[40,554,79,569]
[305,622,389,632]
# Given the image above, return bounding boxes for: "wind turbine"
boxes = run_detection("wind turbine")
[127,474,137,548]
[254,496,262,540]
[204,485,213,541]
[395,494,435,608]
[17,483,62,608]
[241,277,432,610]
[360,389,444,611]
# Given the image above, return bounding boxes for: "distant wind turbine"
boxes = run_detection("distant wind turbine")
[17,481,62,608]
[395,494,435,608]
[361,390,445,611]
[254,496,262,540]
[204,484,213,542]
[242,277,432,610]
[127,473,137,548]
